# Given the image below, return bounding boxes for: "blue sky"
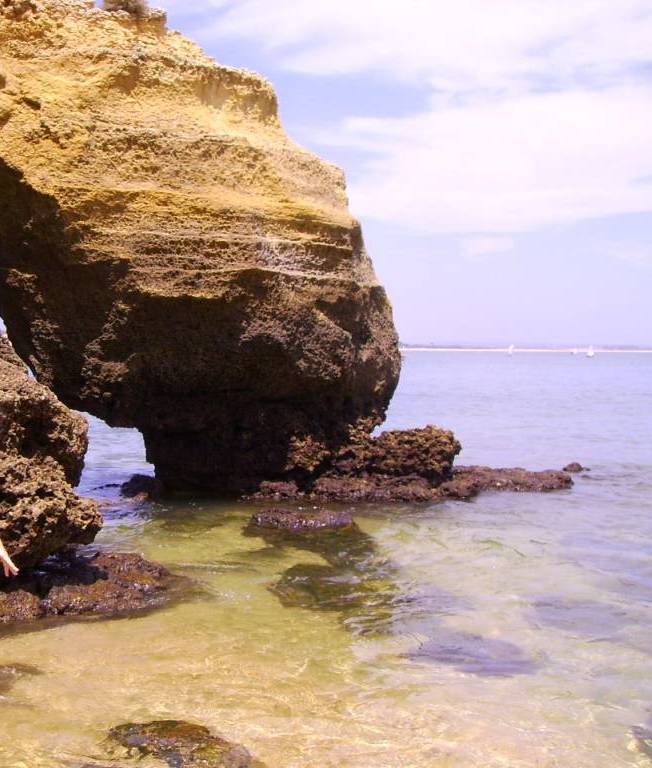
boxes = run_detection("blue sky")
[157,0,652,346]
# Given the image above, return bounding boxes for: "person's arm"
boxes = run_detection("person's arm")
[0,537,19,578]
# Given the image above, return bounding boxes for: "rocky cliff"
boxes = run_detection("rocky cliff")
[0,0,400,491]
[0,335,101,569]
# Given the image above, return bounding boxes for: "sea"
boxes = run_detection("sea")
[1,350,651,767]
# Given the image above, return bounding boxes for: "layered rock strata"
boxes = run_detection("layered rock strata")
[0,0,400,492]
[0,335,102,569]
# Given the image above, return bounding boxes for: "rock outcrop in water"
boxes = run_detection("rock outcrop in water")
[0,0,400,492]
[108,720,266,768]
[0,550,183,628]
[0,335,102,569]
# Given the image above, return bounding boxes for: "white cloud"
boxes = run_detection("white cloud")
[461,237,514,263]
[161,0,652,89]
[608,244,652,266]
[158,0,652,235]
[337,85,652,233]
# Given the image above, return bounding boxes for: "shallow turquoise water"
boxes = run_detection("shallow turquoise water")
[1,352,651,767]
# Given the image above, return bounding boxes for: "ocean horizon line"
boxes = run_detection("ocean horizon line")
[400,345,652,353]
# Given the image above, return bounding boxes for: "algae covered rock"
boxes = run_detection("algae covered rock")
[0,551,182,627]
[248,507,354,532]
[0,336,101,570]
[109,720,266,767]
[0,0,400,492]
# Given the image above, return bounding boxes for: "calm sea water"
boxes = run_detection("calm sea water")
[1,352,651,768]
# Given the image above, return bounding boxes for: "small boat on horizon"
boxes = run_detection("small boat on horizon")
[586,346,596,358]
[507,344,515,355]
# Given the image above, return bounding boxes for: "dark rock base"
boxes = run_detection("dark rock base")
[249,465,573,503]
[0,550,184,631]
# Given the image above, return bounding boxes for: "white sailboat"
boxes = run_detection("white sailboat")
[507,344,515,356]
[586,345,596,358]
[571,348,578,355]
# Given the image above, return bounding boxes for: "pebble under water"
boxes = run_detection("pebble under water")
[1,351,651,768]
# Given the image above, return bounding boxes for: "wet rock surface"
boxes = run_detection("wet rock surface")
[439,466,573,500]
[563,462,587,473]
[247,507,354,532]
[0,0,400,493]
[0,550,183,630]
[248,425,462,502]
[108,720,266,768]
[0,336,102,569]
[120,474,164,502]
[248,434,572,503]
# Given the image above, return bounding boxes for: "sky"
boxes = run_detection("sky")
[158,1,651,345]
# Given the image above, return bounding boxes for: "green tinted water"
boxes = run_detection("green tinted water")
[1,353,651,767]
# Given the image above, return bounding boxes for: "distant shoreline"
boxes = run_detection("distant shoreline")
[400,347,652,354]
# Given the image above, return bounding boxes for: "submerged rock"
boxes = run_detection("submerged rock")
[409,633,541,677]
[631,726,652,759]
[0,336,102,570]
[247,507,354,532]
[563,462,587,473]
[246,511,400,634]
[0,550,182,629]
[0,662,41,695]
[0,0,400,492]
[108,720,266,767]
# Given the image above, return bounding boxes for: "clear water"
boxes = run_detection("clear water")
[1,352,651,768]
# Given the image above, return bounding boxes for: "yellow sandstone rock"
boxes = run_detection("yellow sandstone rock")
[0,0,400,490]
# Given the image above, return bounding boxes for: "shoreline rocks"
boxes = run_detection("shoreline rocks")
[0,549,184,630]
[0,0,400,493]
[0,335,102,569]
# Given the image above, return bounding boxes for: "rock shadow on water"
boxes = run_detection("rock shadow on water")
[243,507,401,635]
[408,632,542,677]
[528,595,634,641]
[243,508,473,639]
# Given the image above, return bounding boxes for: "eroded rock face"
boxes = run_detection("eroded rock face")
[0,0,400,492]
[0,336,102,569]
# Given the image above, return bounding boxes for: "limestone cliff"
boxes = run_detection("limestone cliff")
[0,0,400,490]
[0,335,101,569]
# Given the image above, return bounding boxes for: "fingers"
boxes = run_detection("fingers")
[1,556,19,578]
